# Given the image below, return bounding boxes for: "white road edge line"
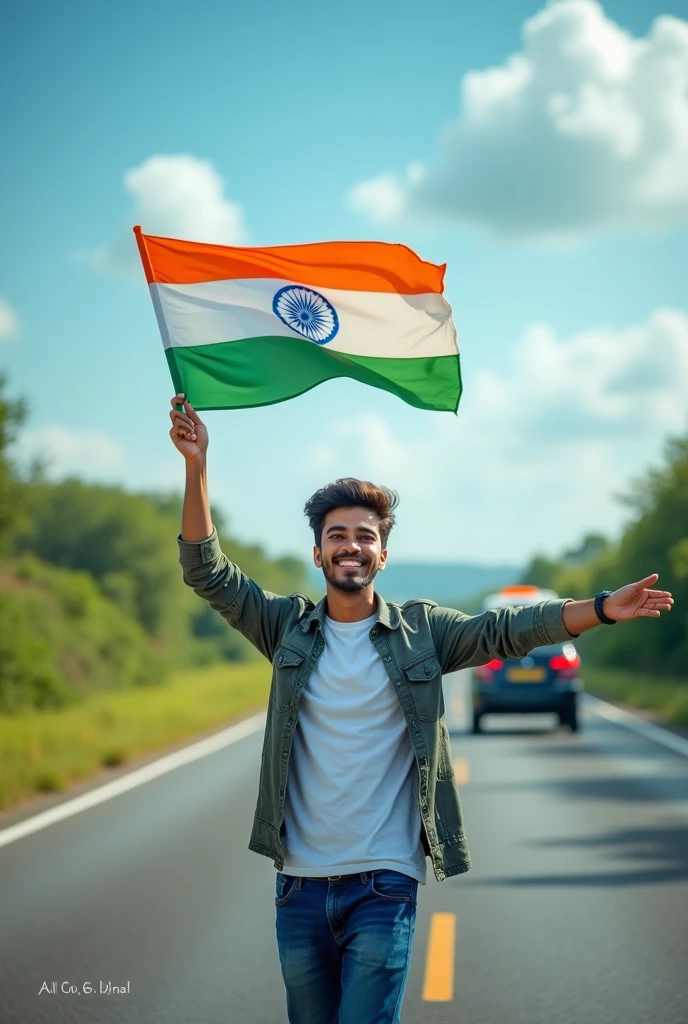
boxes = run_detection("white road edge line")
[0,711,267,850]
[583,694,688,758]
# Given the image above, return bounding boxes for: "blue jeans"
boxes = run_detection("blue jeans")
[274,870,418,1024]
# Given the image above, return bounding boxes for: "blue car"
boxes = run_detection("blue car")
[471,586,583,733]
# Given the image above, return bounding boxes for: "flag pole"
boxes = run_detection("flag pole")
[133,225,154,282]
[133,225,185,412]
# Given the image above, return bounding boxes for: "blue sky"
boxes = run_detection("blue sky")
[2,0,687,568]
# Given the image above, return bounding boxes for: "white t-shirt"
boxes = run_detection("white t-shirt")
[280,610,427,884]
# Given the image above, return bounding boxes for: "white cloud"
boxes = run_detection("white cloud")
[348,1,688,241]
[16,426,125,482]
[0,297,20,340]
[307,413,437,493]
[303,309,688,562]
[349,175,406,222]
[94,154,246,272]
[469,308,688,444]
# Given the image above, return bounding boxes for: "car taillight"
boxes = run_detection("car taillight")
[475,658,503,681]
[549,654,581,671]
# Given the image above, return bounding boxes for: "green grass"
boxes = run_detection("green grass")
[0,662,271,811]
[583,666,688,728]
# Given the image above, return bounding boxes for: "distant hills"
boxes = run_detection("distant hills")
[307,561,522,608]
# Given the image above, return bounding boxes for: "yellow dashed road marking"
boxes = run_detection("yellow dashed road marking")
[452,757,470,784]
[422,912,456,1002]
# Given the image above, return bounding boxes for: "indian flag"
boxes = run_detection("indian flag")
[134,227,461,413]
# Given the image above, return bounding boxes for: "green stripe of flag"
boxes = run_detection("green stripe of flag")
[166,336,462,413]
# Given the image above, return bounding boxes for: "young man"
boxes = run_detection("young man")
[169,393,674,1024]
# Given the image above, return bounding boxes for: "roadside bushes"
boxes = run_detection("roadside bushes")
[0,555,165,714]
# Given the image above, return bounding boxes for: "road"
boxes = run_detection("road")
[1,672,687,1024]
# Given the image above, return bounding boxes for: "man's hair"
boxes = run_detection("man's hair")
[304,477,399,550]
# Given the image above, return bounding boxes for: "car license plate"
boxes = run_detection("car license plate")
[506,667,546,682]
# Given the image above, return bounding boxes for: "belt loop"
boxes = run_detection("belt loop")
[296,876,303,890]
[361,872,368,884]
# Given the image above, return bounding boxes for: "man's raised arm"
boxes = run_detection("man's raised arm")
[169,393,294,661]
[169,393,213,542]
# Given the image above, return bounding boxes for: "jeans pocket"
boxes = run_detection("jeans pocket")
[275,872,298,906]
[370,870,417,902]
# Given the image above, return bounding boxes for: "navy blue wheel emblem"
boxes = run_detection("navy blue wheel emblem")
[273,285,339,345]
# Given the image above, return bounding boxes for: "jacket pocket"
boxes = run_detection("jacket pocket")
[402,652,442,721]
[272,645,306,712]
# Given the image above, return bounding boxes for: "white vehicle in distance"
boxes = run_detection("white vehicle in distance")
[471,585,583,734]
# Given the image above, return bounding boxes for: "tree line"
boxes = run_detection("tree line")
[519,434,688,677]
[0,375,309,713]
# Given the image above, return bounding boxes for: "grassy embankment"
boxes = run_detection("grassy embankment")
[0,661,271,812]
[583,666,688,727]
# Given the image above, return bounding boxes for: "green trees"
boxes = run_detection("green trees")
[0,558,162,713]
[0,377,309,712]
[0,371,28,556]
[521,433,688,676]
[13,479,192,637]
[609,436,688,673]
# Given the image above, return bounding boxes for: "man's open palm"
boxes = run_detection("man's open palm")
[605,575,674,621]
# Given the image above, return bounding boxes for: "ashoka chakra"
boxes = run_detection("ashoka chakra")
[272,285,339,345]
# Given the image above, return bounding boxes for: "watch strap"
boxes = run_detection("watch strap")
[594,591,617,625]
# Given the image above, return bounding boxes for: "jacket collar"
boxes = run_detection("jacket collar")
[300,590,400,633]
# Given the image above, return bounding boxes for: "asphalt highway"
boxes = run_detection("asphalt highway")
[1,673,687,1024]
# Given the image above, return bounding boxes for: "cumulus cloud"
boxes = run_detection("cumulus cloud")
[307,413,438,493]
[0,297,20,340]
[469,308,688,444]
[94,154,246,272]
[349,0,688,241]
[16,426,125,482]
[304,309,688,561]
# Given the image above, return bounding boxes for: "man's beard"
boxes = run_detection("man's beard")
[321,557,379,593]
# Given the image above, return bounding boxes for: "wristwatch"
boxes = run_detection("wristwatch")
[594,591,617,625]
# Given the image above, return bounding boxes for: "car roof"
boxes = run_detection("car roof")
[482,584,559,610]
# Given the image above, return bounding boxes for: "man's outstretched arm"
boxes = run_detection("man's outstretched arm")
[561,575,674,634]
[430,576,674,675]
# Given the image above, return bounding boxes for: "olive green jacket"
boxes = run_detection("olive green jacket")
[178,528,576,881]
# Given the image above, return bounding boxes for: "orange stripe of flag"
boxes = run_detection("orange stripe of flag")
[133,227,445,294]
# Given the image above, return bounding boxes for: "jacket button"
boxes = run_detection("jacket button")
[383,655,391,662]
[424,666,431,676]
[278,654,284,664]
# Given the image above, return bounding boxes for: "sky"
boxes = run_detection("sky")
[2,0,687,567]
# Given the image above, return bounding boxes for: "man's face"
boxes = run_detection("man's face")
[313,505,387,593]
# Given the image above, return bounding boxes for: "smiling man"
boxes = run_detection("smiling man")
[169,393,674,1024]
